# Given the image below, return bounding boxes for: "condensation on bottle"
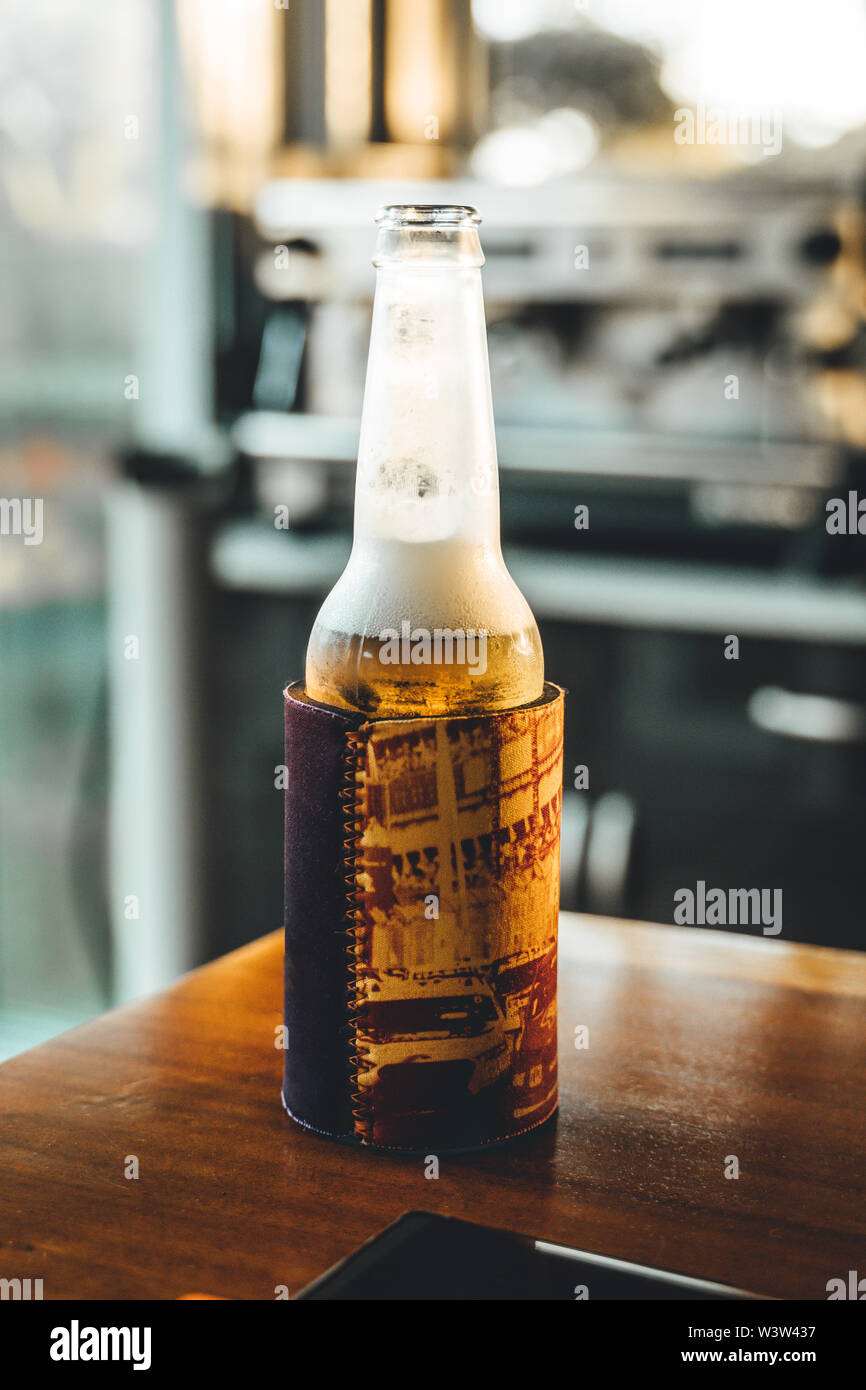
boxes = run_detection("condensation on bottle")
[305,204,544,717]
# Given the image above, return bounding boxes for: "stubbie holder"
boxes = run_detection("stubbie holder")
[282,679,565,1152]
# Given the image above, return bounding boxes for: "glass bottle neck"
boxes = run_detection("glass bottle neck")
[353,256,501,555]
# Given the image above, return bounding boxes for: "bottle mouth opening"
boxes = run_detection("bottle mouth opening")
[375,204,482,230]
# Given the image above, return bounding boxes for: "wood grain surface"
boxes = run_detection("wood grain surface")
[1,914,864,1300]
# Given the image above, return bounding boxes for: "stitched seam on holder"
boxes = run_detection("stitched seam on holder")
[341,727,374,1144]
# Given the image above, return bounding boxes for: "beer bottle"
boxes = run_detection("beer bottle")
[305,204,544,716]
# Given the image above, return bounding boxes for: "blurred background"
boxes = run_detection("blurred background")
[2,0,866,1058]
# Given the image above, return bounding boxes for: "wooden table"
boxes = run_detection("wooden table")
[2,915,864,1300]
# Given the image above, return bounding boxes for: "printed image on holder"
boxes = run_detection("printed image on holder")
[282,682,564,1153]
[346,688,564,1150]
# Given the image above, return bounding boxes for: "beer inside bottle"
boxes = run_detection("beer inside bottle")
[306,204,544,717]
